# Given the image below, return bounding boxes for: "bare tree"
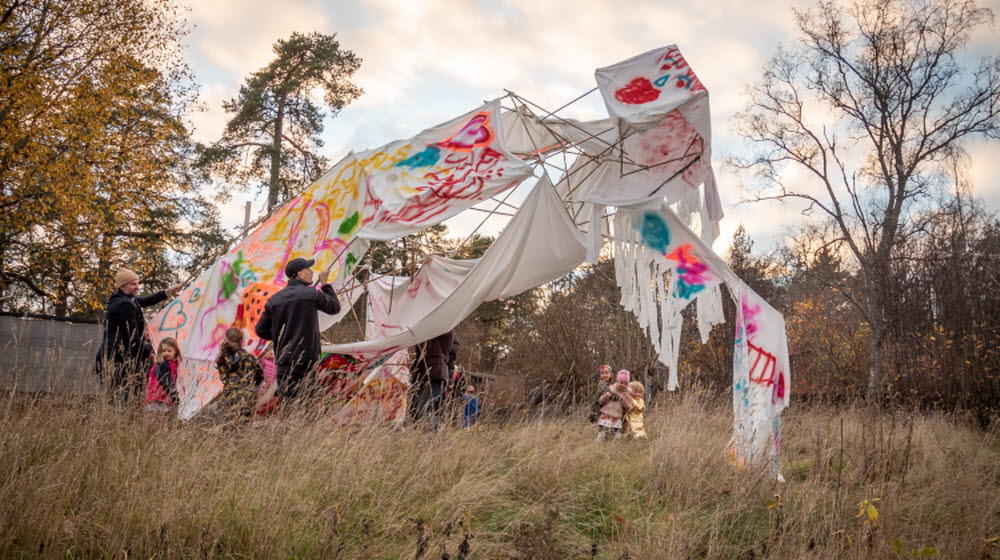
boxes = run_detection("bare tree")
[732,0,1000,398]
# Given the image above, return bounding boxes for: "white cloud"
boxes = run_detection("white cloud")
[187,84,231,143]
[186,0,330,79]
[182,0,1000,242]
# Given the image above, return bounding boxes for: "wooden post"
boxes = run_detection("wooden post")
[243,201,252,237]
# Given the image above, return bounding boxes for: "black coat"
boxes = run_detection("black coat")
[410,331,456,382]
[254,279,341,366]
[95,289,168,374]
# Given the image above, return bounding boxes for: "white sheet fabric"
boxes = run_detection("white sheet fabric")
[152,98,534,419]
[360,100,533,240]
[731,282,790,478]
[612,202,731,389]
[323,175,586,359]
[595,45,709,136]
[592,45,722,240]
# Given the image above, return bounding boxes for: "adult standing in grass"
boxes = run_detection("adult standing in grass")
[408,329,456,424]
[254,258,341,400]
[95,268,181,406]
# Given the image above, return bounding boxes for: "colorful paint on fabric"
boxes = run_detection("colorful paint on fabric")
[665,243,713,300]
[636,212,671,252]
[613,47,706,106]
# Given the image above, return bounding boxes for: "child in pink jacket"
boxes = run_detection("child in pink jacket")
[596,370,633,441]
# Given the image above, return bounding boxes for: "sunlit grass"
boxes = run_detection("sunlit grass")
[1,390,997,558]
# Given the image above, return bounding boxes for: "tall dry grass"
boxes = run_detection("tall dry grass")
[1,390,997,559]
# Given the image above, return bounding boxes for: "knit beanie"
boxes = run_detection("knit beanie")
[115,268,139,289]
[616,369,631,384]
[599,364,612,374]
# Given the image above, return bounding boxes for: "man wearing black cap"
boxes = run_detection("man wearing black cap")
[254,258,341,399]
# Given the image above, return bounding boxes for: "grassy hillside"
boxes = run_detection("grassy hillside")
[1,393,997,559]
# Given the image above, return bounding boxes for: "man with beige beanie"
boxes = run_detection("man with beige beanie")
[95,268,181,405]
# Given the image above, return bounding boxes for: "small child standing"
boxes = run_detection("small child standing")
[596,369,634,442]
[461,384,481,428]
[625,381,648,440]
[145,337,181,421]
[215,328,264,422]
[589,365,613,423]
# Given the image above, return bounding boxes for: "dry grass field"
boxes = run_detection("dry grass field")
[1,391,997,559]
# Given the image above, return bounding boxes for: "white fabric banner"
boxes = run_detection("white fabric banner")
[359,100,532,240]
[730,282,790,478]
[324,175,587,360]
[592,46,722,237]
[595,44,709,135]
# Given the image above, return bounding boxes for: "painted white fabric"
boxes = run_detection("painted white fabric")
[730,282,790,479]
[591,46,722,238]
[359,100,533,240]
[612,202,731,389]
[171,278,365,420]
[369,257,477,337]
[595,44,709,136]
[323,176,587,360]
[325,275,416,425]
[152,98,534,419]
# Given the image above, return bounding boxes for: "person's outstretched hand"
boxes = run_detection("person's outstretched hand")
[166,284,182,297]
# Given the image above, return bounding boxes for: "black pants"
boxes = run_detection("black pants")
[411,378,446,424]
[98,352,151,407]
[276,359,317,400]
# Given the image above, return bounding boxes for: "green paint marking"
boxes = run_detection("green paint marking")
[222,252,245,299]
[337,211,360,235]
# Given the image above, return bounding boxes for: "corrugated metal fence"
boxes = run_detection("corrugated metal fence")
[0,314,101,394]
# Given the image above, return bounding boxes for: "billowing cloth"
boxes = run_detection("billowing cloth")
[150,99,530,420]
[322,176,586,364]
[730,282,790,478]
[612,202,730,389]
[593,45,722,242]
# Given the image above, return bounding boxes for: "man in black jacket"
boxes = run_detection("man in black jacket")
[255,258,341,399]
[95,268,181,405]
[408,329,456,424]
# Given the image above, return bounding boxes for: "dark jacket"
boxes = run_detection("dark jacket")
[410,331,455,381]
[254,279,340,366]
[216,348,264,418]
[589,380,611,422]
[96,289,168,373]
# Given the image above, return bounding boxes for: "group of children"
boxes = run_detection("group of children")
[143,328,268,423]
[591,365,647,442]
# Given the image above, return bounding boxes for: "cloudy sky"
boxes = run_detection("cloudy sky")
[180,0,1000,254]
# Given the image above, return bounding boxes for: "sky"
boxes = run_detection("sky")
[179,0,1000,255]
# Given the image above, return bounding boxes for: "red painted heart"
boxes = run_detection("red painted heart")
[438,112,494,151]
[615,77,661,105]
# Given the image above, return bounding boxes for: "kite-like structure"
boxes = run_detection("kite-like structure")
[150,46,790,477]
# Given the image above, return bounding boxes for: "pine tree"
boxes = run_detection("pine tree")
[198,32,363,211]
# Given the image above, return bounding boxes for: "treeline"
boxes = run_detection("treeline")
[0,0,226,316]
[469,197,1000,420]
[0,1,361,317]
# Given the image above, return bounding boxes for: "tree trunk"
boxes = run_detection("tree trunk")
[865,261,891,402]
[267,98,285,212]
[54,258,70,317]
